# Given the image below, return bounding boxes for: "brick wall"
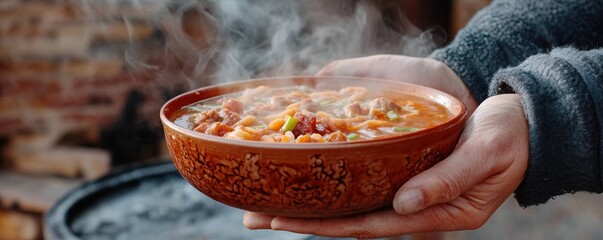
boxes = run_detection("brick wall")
[0,1,165,137]
[0,1,180,239]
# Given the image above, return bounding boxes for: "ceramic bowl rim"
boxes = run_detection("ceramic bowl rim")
[160,76,468,150]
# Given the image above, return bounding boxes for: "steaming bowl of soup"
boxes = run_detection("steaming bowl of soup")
[160,76,467,218]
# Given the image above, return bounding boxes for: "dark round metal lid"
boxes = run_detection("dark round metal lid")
[44,161,313,240]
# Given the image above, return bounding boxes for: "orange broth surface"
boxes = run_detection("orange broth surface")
[171,85,453,143]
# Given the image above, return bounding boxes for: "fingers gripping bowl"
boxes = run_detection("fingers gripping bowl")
[160,76,468,218]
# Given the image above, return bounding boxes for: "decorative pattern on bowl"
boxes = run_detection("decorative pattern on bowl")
[161,76,468,218]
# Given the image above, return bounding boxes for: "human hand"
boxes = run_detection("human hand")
[243,94,529,238]
[316,55,479,114]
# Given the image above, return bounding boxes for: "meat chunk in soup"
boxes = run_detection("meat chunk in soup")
[343,102,367,118]
[368,97,402,117]
[222,98,245,114]
[202,122,233,136]
[193,109,241,127]
[299,98,319,112]
[219,109,241,126]
[292,112,330,137]
[194,109,222,125]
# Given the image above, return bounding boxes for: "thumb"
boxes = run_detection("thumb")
[392,94,526,214]
[392,129,496,214]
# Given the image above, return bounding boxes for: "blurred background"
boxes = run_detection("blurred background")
[1,0,602,239]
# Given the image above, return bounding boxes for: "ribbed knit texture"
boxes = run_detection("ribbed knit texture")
[430,0,603,102]
[490,48,603,206]
[429,0,603,206]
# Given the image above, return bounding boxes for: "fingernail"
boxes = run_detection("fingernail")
[394,188,424,214]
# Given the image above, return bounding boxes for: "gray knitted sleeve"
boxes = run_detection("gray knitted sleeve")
[490,48,603,206]
[430,0,603,102]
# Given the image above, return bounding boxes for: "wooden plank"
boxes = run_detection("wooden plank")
[0,58,124,78]
[10,147,111,180]
[0,210,41,240]
[0,171,81,213]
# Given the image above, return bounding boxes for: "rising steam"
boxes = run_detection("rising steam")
[76,0,442,89]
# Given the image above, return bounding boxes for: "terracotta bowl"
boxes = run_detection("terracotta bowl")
[160,76,468,218]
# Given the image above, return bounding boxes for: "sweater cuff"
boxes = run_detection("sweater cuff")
[488,48,602,207]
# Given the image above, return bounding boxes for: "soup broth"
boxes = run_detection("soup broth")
[171,85,452,143]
